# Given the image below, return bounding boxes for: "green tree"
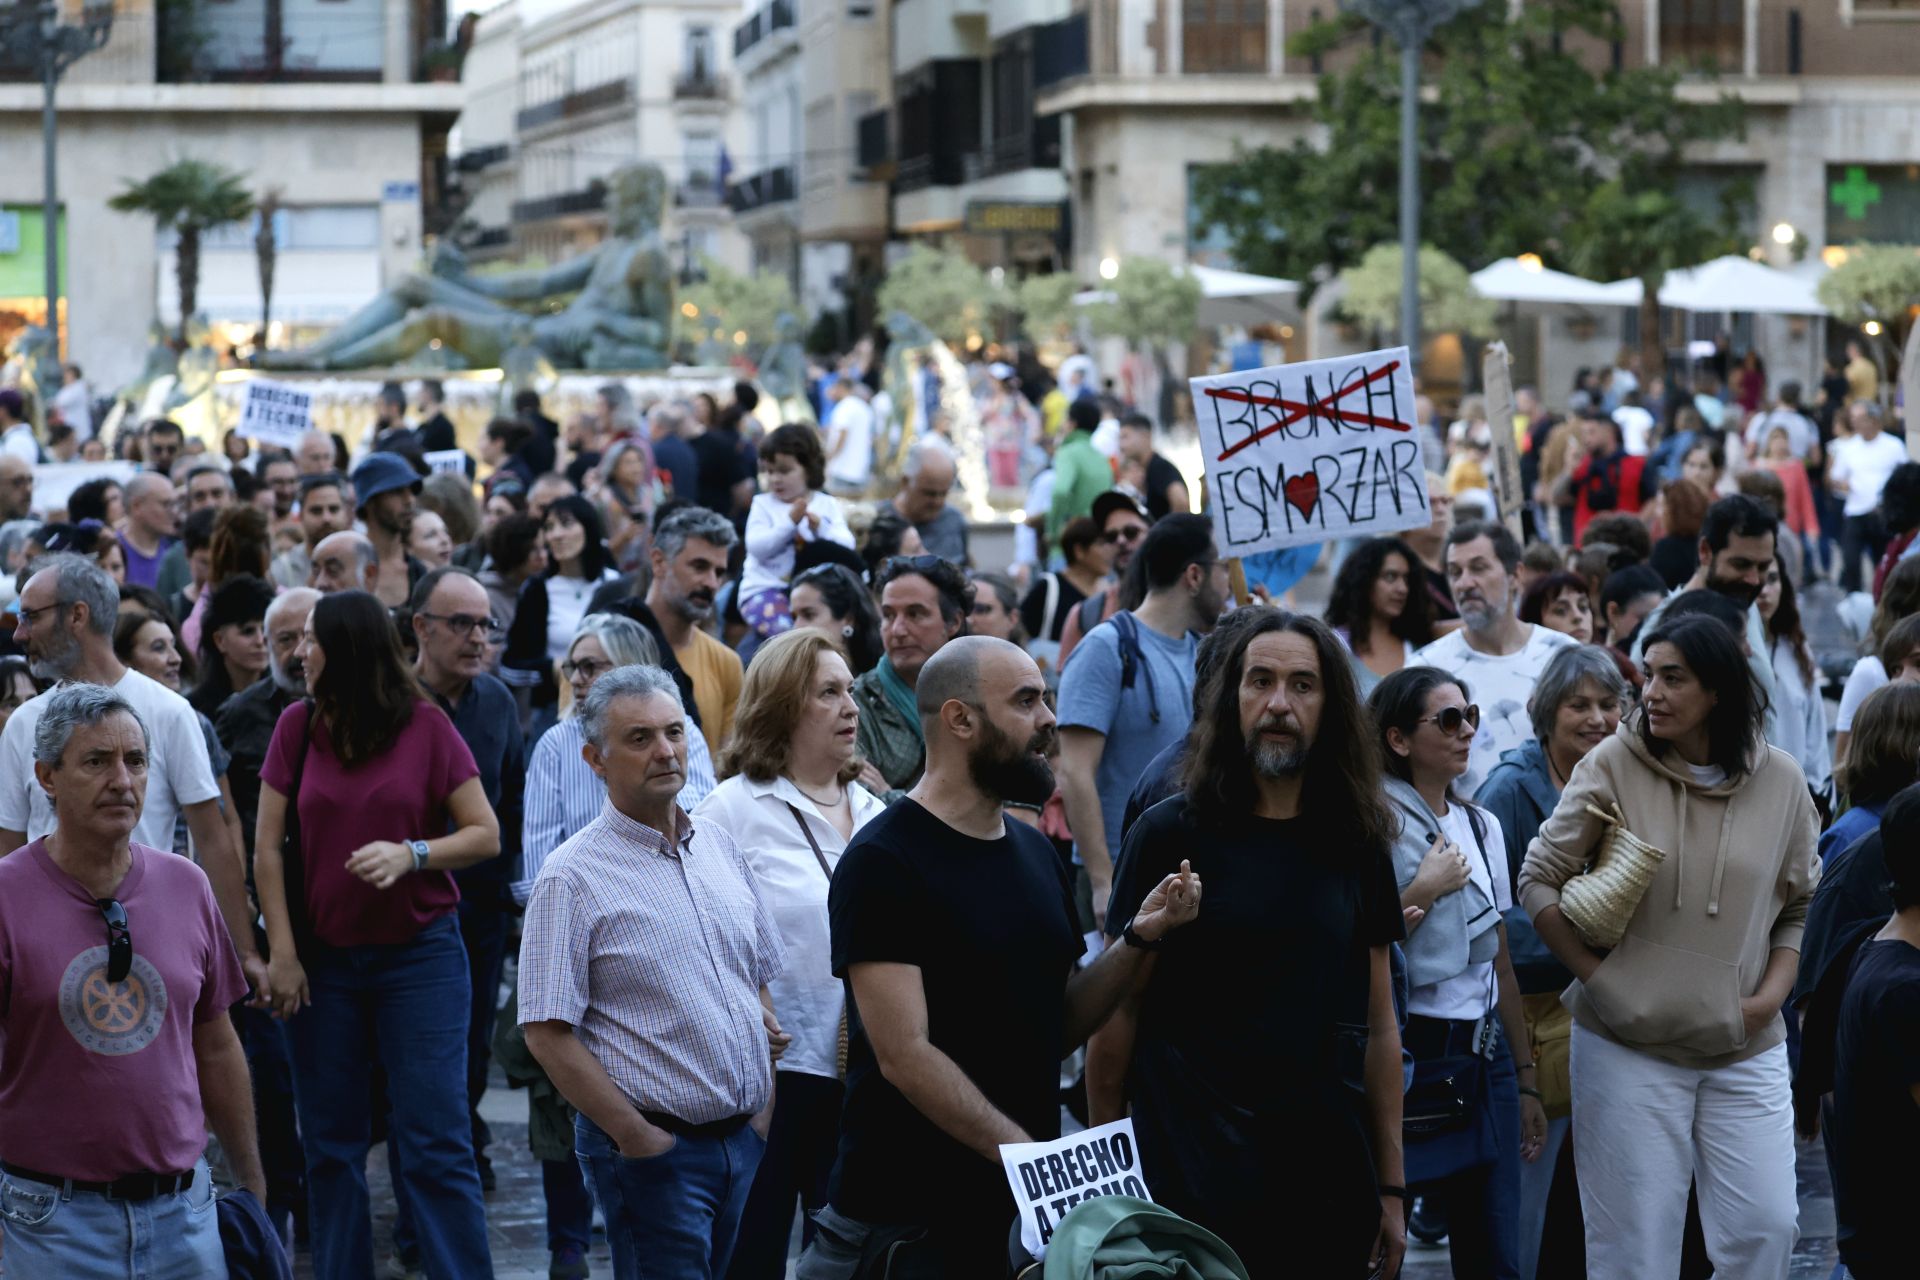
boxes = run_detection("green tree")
[1014,273,1080,345]
[109,159,254,342]
[1817,245,1920,389]
[1192,2,1745,301]
[1338,243,1495,340]
[673,257,796,361]
[1088,257,1204,424]
[876,245,995,349]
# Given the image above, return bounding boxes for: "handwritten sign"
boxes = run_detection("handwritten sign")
[237,379,313,449]
[1190,347,1430,557]
[425,448,470,477]
[999,1118,1153,1261]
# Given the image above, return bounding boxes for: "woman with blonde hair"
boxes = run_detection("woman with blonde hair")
[693,628,887,1279]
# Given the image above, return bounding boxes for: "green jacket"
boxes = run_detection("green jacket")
[1048,431,1111,546]
[1042,1196,1250,1280]
[852,666,924,795]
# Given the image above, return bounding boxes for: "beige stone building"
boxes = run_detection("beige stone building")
[0,0,463,390]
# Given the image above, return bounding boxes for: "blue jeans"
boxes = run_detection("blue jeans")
[288,914,493,1280]
[0,1158,224,1279]
[544,1157,594,1253]
[575,1111,766,1280]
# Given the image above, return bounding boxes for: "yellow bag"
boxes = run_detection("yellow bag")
[1522,993,1574,1120]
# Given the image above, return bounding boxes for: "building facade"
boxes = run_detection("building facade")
[0,0,461,390]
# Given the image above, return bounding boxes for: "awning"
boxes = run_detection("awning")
[1470,257,1639,307]
[1073,264,1300,328]
[1654,255,1828,316]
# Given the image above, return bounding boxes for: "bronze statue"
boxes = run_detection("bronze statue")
[263,165,674,372]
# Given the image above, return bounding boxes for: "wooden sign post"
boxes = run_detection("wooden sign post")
[1482,340,1526,543]
[1903,321,1920,463]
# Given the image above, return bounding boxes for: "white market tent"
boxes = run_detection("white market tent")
[1074,264,1300,328]
[1470,257,1640,307]
[1652,255,1828,316]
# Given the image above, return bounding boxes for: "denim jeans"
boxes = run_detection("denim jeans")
[544,1156,594,1253]
[234,1003,306,1239]
[287,914,494,1280]
[575,1111,766,1280]
[727,1071,844,1280]
[0,1158,224,1279]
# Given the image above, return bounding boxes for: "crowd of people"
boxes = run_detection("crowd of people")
[0,346,1910,1280]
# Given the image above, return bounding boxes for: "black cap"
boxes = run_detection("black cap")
[1091,489,1148,530]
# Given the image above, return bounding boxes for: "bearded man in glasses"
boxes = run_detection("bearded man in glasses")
[0,683,266,1277]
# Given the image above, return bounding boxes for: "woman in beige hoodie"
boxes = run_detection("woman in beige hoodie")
[1518,614,1820,1280]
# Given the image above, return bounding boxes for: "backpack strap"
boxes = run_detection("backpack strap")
[1037,572,1062,643]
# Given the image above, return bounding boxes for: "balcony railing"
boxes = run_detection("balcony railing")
[467,226,513,250]
[733,0,797,59]
[986,113,1063,178]
[512,185,607,223]
[894,151,986,195]
[1033,11,1091,90]
[517,78,631,131]
[727,166,797,214]
[673,71,727,99]
[676,181,727,209]
[457,144,511,173]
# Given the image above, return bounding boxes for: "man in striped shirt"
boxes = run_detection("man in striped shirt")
[521,664,787,1280]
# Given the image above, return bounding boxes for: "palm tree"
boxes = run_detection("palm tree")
[109,159,254,342]
[255,187,281,352]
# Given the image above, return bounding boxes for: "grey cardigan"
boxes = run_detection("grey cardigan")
[1383,774,1500,991]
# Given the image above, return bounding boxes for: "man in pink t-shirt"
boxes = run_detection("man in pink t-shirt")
[0,684,263,1279]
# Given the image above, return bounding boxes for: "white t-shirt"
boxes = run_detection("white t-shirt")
[825,396,874,487]
[1613,405,1656,456]
[1412,624,1579,795]
[0,422,37,464]
[0,668,220,849]
[1829,432,1909,517]
[1836,655,1888,734]
[1407,802,1509,1021]
[1684,762,1729,788]
[544,569,621,663]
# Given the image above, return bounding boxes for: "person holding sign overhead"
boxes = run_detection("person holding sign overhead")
[799,636,1201,1280]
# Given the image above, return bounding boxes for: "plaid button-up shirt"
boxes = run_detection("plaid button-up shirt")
[518,800,787,1124]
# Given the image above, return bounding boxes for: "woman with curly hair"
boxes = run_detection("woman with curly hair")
[1325,535,1436,695]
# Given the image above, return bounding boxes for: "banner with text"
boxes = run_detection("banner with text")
[1000,1118,1153,1261]
[237,379,314,450]
[1191,346,1430,557]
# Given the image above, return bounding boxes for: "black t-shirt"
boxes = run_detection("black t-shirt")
[690,429,756,517]
[1143,452,1185,522]
[1651,535,1698,590]
[827,799,1083,1227]
[1832,937,1920,1278]
[1018,572,1088,644]
[1424,562,1459,621]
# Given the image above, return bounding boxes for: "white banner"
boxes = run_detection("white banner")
[424,449,469,477]
[999,1118,1153,1261]
[1190,346,1430,557]
[32,460,137,518]
[236,379,314,449]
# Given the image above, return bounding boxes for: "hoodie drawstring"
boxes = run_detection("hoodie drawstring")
[1706,804,1733,918]
[1672,781,1687,910]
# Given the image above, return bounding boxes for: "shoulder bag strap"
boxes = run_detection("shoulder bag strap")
[280,698,317,960]
[783,799,847,1076]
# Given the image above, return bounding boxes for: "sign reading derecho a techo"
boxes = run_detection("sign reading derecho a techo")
[999,1118,1153,1260]
[1191,346,1431,557]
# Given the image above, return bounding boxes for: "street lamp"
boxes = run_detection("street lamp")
[0,0,114,358]
[1339,0,1480,369]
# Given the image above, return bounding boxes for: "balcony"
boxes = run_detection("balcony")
[467,226,513,250]
[516,78,631,131]
[513,185,607,223]
[895,151,986,195]
[727,166,797,215]
[1033,11,1090,91]
[733,0,798,64]
[673,71,727,99]
[457,144,512,173]
[675,180,728,210]
[986,113,1062,177]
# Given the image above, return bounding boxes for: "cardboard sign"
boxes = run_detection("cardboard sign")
[236,379,313,449]
[1190,347,1430,556]
[1000,1118,1153,1261]
[425,449,470,477]
[1482,340,1526,540]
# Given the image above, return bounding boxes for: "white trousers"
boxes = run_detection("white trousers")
[1569,1024,1798,1280]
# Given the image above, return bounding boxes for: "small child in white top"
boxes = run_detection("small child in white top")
[740,423,856,638]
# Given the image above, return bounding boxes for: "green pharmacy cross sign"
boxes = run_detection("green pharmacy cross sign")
[1831,166,1883,221]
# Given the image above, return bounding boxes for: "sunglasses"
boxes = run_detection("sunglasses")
[97,897,131,984]
[1417,705,1481,736]
[1101,524,1147,545]
[883,554,947,575]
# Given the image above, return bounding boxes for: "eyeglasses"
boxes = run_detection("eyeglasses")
[561,658,614,681]
[16,599,70,629]
[1417,705,1481,736]
[1101,525,1147,545]
[794,564,853,587]
[418,612,502,638]
[97,897,132,984]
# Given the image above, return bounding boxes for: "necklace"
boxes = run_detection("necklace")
[793,781,847,807]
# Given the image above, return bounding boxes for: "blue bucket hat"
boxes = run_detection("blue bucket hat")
[349,451,423,509]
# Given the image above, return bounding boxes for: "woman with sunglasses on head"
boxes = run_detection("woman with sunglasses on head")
[1327,536,1436,696]
[253,590,501,1280]
[1518,615,1820,1280]
[1372,666,1546,1279]
[788,562,883,677]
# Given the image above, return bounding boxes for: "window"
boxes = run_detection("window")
[848,0,875,16]
[685,25,714,80]
[1826,164,1920,243]
[1182,0,1268,74]
[684,133,721,189]
[1659,0,1743,68]
[846,91,878,149]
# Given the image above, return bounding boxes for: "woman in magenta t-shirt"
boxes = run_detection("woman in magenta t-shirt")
[253,589,501,1280]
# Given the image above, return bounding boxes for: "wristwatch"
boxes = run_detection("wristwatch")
[1120,921,1164,952]
[408,840,432,873]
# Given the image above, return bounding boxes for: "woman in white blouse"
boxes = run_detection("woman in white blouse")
[691,628,886,1280]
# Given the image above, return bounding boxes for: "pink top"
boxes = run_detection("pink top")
[260,700,478,948]
[1762,459,1819,537]
[0,841,247,1180]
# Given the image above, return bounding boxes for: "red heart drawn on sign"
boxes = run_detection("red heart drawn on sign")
[1283,471,1320,522]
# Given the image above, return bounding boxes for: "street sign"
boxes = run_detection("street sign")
[963,201,1062,236]
[382,181,420,203]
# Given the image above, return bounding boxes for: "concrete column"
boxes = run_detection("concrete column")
[1644,0,1659,66]
[1743,0,1758,77]
[1268,0,1284,74]
[385,0,411,85]
[1164,0,1182,74]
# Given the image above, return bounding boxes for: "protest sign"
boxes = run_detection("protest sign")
[425,449,469,477]
[1482,341,1526,541]
[31,460,136,518]
[1000,1118,1153,1261]
[1190,347,1429,558]
[237,379,314,450]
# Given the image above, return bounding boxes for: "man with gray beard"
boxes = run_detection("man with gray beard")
[1093,609,1411,1280]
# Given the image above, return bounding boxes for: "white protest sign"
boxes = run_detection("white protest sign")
[1190,346,1430,557]
[237,379,314,449]
[999,1118,1153,1261]
[424,449,470,477]
[31,460,137,518]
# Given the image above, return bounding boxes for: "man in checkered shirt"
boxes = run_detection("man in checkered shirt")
[520,664,789,1280]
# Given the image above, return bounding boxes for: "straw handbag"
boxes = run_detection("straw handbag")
[1559,802,1666,950]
